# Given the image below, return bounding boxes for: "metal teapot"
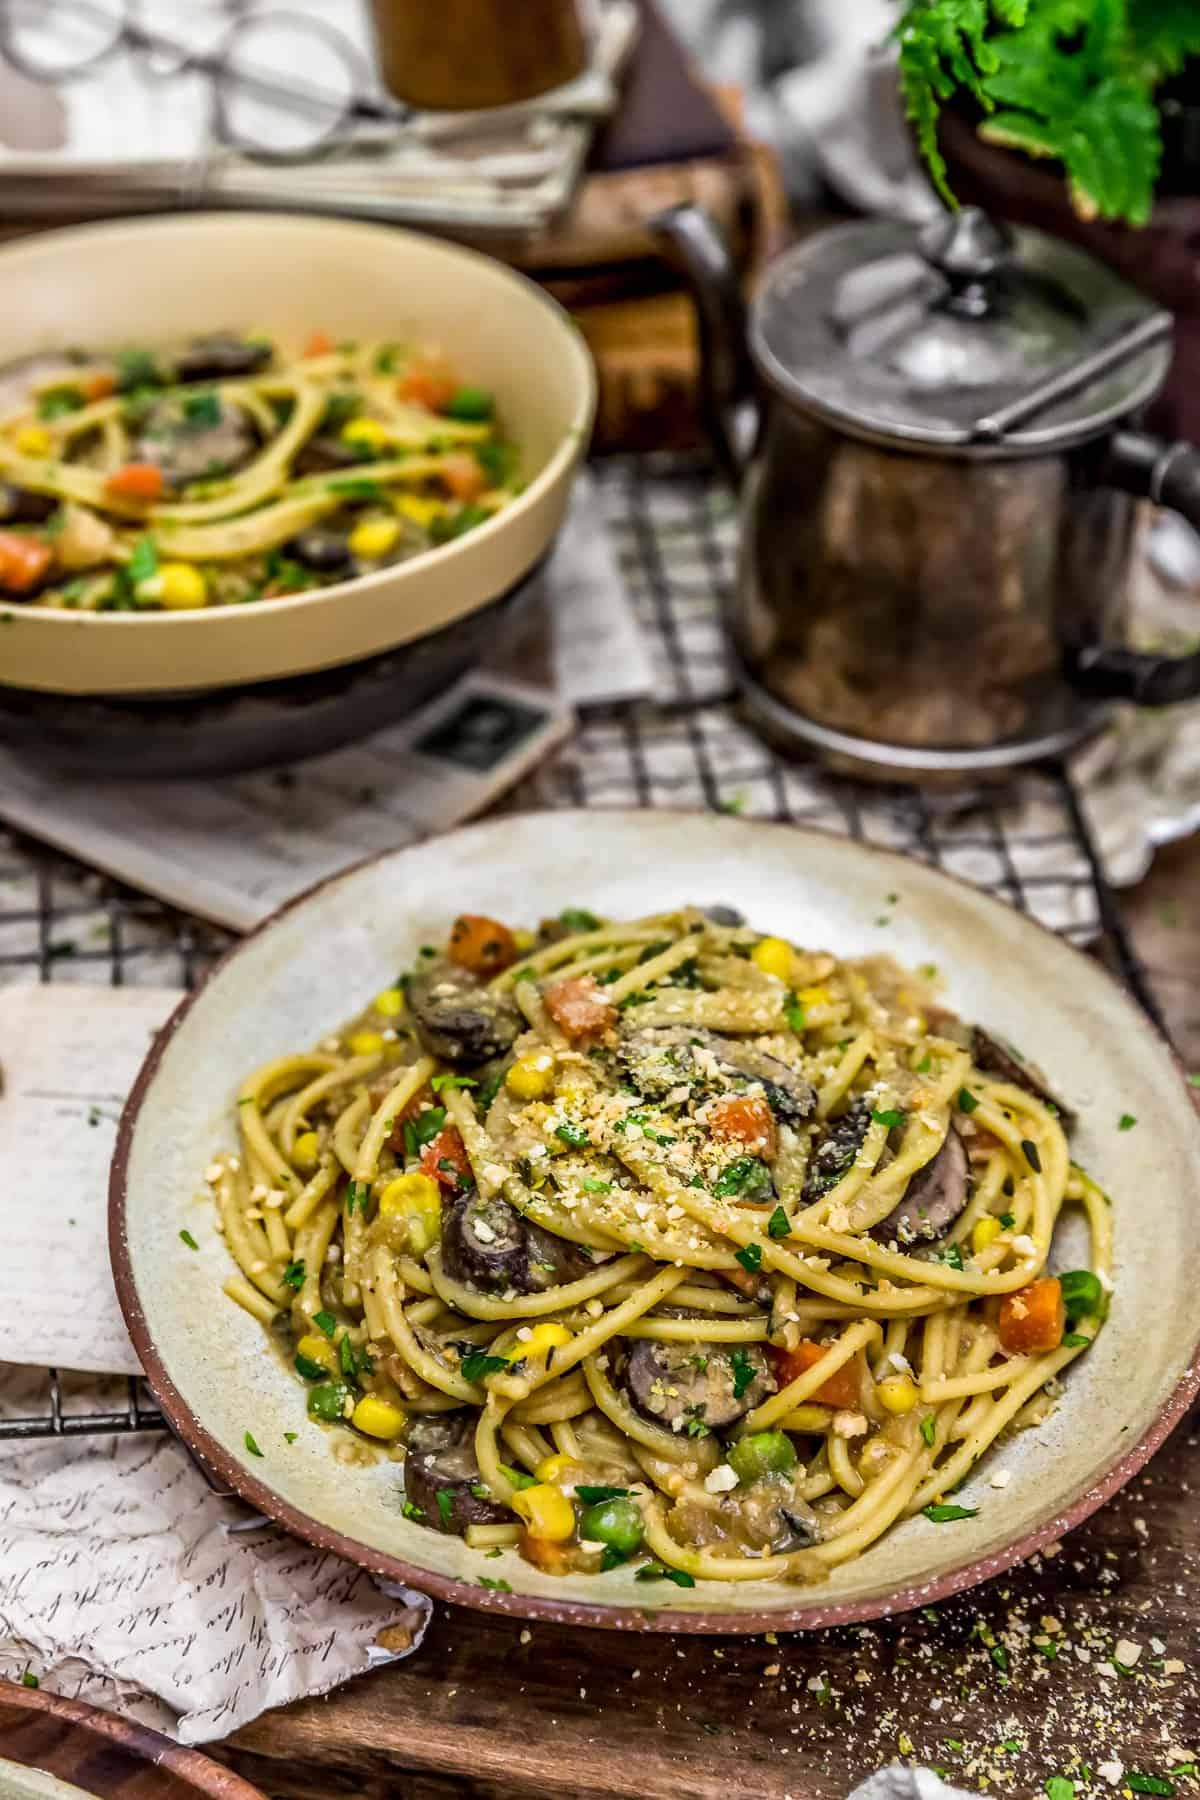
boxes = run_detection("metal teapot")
[657,203,1200,775]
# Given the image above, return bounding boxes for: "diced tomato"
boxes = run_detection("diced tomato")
[0,530,52,592]
[520,1531,574,1575]
[398,364,458,411]
[447,913,517,977]
[302,328,334,358]
[440,453,487,503]
[80,370,116,402]
[420,1125,472,1189]
[998,1276,1064,1355]
[706,1094,776,1159]
[768,1339,862,1410]
[544,975,616,1045]
[104,462,164,504]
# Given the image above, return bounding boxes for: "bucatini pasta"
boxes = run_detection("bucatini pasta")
[204,904,1110,1587]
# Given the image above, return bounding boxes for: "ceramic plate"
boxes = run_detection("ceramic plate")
[0,1680,265,1799]
[110,811,1200,1633]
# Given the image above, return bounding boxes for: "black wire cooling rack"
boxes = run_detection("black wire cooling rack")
[0,458,1161,1443]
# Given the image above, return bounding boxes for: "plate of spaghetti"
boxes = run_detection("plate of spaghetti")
[110,812,1200,1631]
[0,213,592,696]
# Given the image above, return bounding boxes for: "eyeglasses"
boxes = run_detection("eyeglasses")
[0,0,414,162]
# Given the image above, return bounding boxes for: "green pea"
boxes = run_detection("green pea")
[727,1430,797,1486]
[306,1381,351,1422]
[445,385,494,421]
[1059,1269,1103,1323]
[294,1352,329,1381]
[580,1496,644,1556]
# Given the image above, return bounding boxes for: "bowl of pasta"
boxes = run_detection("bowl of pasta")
[0,212,593,704]
[109,811,1200,1631]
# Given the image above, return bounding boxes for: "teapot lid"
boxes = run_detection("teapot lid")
[750,208,1172,452]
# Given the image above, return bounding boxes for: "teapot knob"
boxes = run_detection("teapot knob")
[918,207,1013,317]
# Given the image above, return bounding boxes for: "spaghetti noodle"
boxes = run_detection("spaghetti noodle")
[0,331,519,609]
[206,905,1111,1587]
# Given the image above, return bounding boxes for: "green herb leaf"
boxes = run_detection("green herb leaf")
[636,1564,695,1588]
[282,1258,306,1289]
[555,1121,590,1148]
[179,1228,199,1250]
[1127,1778,1175,1797]
[461,1350,510,1383]
[767,1205,790,1240]
[920,1414,936,1447]
[20,1670,38,1688]
[284,1431,298,1443]
[313,1310,337,1339]
[1118,1112,1137,1131]
[294,1352,328,1380]
[411,1106,447,1146]
[871,1107,907,1130]
[998,1211,1015,1229]
[576,1484,629,1503]
[601,1544,629,1571]
[445,384,494,421]
[344,1179,370,1216]
[38,387,83,419]
[498,1462,537,1491]
[734,1242,763,1274]
[402,1498,426,1520]
[183,389,222,428]
[431,1073,476,1092]
[1045,1781,1077,1800]
[127,535,158,585]
[478,1576,512,1592]
[730,1348,757,1401]
[714,1156,773,1200]
[957,1087,980,1114]
[923,1502,978,1523]
[785,1002,806,1032]
[115,347,163,392]
[244,1431,264,1457]
[559,907,600,932]
[436,1489,454,1527]
[941,1242,965,1272]
[327,476,385,499]
[915,1053,933,1072]
[583,1177,612,1194]
[1063,1332,1091,1348]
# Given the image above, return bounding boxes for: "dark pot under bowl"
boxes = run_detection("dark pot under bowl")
[0,568,542,780]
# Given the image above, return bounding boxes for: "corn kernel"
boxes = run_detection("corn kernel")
[378,1172,442,1253]
[348,516,401,560]
[523,1322,572,1356]
[394,492,445,528]
[506,1050,556,1101]
[512,928,537,952]
[15,424,51,457]
[511,1482,576,1542]
[374,986,406,1017]
[752,936,794,982]
[293,1130,320,1170]
[535,1452,579,1483]
[156,562,207,610]
[352,1394,406,1439]
[349,1029,385,1057]
[877,1376,919,1415]
[341,416,390,451]
[796,985,832,1008]
[296,1333,338,1374]
[973,1215,1004,1253]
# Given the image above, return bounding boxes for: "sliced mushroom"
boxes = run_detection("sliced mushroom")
[702,904,745,927]
[801,1101,872,1203]
[441,1187,593,1295]
[402,1411,512,1535]
[873,1127,970,1246]
[970,1026,1075,1127]
[619,1025,815,1123]
[0,484,56,525]
[622,1339,774,1433]
[293,433,364,476]
[172,333,273,383]
[775,1499,822,1550]
[133,393,258,488]
[408,964,522,1067]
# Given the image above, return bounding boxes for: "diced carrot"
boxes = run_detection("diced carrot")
[398,365,458,411]
[80,370,116,402]
[0,530,52,592]
[768,1339,862,1410]
[104,462,164,504]
[543,975,616,1045]
[447,913,517,977]
[420,1125,472,1190]
[440,453,487,503]
[303,328,334,358]
[998,1276,1064,1355]
[706,1094,776,1159]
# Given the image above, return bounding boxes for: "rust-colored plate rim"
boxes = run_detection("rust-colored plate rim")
[108,810,1200,1636]
[0,1678,267,1796]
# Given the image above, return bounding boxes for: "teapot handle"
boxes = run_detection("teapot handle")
[1065,430,1200,706]
[651,203,756,486]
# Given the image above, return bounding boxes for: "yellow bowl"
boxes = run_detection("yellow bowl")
[0,212,595,696]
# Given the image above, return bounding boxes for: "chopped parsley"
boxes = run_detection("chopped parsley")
[431,1073,476,1092]
[402,1498,426,1521]
[20,1670,38,1688]
[940,1242,965,1271]
[1127,1779,1175,1798]
[461,1351,510,1383]
[327,476,385,500]
[313,1309,337,1339]
[1062,1332,1091,1348]
[499,1463,538,1491]
[1045,1781,1076,1800]
[1118,1112,1137,1131]
[284,1431,298,1443]
[734,1242,763,1274]
[576,1484,629,1503]
[785,1001,806,1032]
[871,1107,906,1130]
[915,1053,933,1072]
[767,1205,790,1239]
[183,389,222,428]
[714,1156,773,1200]
[244,1431,264,1458]
[956,1087,979,1114]
[127,535,158,584]
[435,1489,454,1527]
[684,1409,711,1438]
[922,1502,978,1522]
[583,1177,612,1194]
[281,1258,306,1289]
[478,1576,512,1592]
[559,907,600,932]
[920,1414,936,1447]
[179,1228,199,1250]
[636,1564,695,1588]
[1021,1138,1042,1173]
[998,1211,1015,1229]
[554,1121,590,1148]
[601,1544,629,1570]
[38,386,82,419]
[730,1348,757,1400]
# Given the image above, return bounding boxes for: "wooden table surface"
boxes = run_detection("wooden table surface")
[212,837,1200,1800]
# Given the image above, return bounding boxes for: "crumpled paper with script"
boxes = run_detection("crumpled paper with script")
[850,1770,974,1800]
[0,1363,429,1745]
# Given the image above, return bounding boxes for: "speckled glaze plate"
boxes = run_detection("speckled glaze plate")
[109,811,1200,1633]
[0,1680,265,1798]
